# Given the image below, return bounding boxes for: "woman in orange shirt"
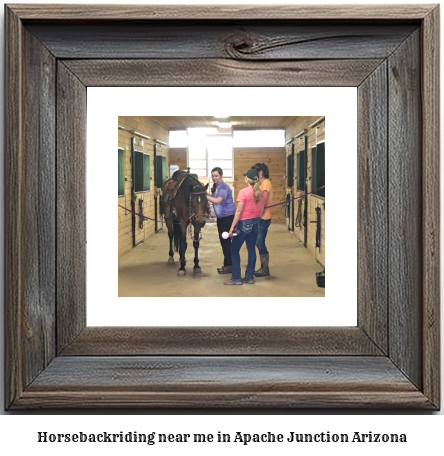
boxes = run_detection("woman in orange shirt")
[252,163,273,277]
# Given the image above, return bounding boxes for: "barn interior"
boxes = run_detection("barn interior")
[118,116,325,297]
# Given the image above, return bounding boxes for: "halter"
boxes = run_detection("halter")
[188,190,211,242]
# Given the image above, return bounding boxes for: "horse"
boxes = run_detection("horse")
[160,171,209,276]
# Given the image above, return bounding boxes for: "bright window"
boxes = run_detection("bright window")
[207,135,233,177]
[169,130,187,148]
[232,129,285,147]
[187,128,226,179]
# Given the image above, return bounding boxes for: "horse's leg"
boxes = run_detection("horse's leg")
[177,221,188,276]
[165,217,174,264]
[192,223,202,274]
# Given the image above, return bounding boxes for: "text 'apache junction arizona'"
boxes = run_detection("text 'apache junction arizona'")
[232,431,407,444]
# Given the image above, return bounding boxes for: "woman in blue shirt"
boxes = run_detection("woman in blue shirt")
[206,167,237,274]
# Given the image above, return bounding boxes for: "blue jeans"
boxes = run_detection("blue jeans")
[256,219,272,254]
[230,218,260,281]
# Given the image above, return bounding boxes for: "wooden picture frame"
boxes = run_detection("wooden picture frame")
[5,4,440,410]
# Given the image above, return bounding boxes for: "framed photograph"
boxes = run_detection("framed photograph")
[5,4,440,409]
[103,92,350,323]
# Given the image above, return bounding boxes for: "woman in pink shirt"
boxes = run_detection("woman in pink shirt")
[225,168,265,285]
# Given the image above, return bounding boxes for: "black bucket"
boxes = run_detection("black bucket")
[315,271,325,288]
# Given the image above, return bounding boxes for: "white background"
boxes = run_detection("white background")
[88,87,357,326]
[0,0,442,446]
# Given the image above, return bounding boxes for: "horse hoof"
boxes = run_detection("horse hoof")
[178,270,186,276]
[168,257,174,264]
[193,267,202,274]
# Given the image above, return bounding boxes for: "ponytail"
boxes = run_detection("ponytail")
[253,181,261,203]
[246,176,261,203]
[244,174,261,203]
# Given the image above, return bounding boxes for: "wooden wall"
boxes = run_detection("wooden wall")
[169,148,187,171]
[233,148,287,224]
[118,116,169,258]
[285,116,325,267]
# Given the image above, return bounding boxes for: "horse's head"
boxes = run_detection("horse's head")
[189,183,209,228]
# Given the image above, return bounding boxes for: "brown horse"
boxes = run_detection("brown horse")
[161,172,209,275]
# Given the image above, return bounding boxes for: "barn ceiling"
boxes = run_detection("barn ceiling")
[148,116,296,130]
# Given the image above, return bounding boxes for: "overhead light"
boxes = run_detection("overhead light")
[286,129,308,145]
[214,116,230,119]
[308,117,325,128]
[131,130,151,139]
[218,122,232,129]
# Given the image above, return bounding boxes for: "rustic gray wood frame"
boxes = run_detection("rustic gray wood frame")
[5,4,440,410]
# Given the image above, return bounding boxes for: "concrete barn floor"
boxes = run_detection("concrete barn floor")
[119,223,325,297]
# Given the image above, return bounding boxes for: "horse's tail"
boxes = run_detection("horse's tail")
[173,222,181,252]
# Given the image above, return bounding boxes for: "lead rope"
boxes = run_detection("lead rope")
[295,199,303,227]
